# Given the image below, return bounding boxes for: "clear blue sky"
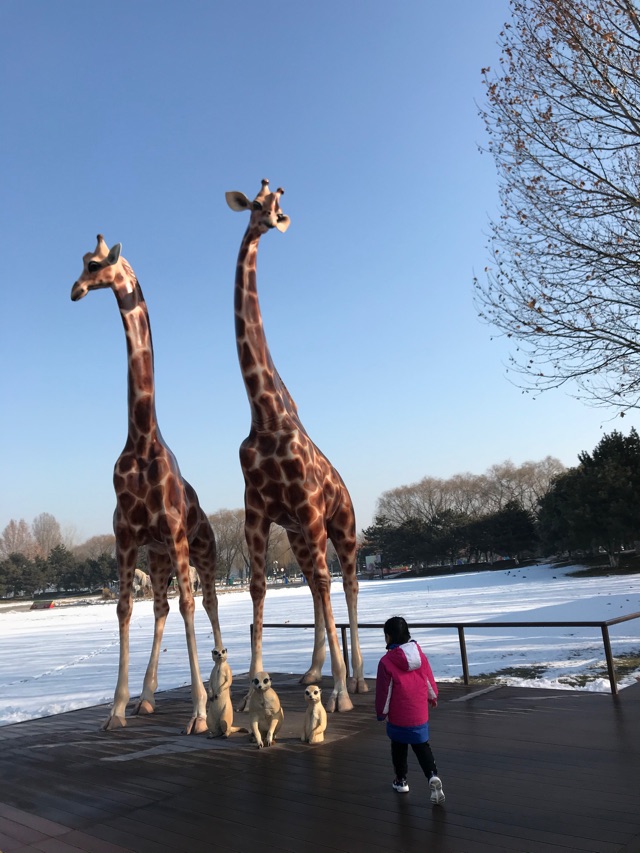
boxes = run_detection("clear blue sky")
[0,0,628,544]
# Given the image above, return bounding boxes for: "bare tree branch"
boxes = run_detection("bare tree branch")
[476,0,640,410]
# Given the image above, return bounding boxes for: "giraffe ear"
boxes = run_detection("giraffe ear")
[106,243,121,265]
[226,191,252,212]
[275,215,290,234]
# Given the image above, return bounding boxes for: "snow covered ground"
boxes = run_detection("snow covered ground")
[1,563,639,726]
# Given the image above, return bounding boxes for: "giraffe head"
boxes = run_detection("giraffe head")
[225,179,290,234]
[71,235,127,302]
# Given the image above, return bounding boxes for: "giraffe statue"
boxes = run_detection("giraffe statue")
[226,180,367,712]
[71,235,222,734]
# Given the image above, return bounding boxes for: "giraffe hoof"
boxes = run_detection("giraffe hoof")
[326,692,354,713]
[134,699,155,716]
[300,670,322,685]
[347,677,369,694]
[337,694,354,712]
[102,715,127,731]
[183,715,208,735]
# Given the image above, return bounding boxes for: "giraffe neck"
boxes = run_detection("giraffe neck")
[114,276,161,444]
[235,225,296,429]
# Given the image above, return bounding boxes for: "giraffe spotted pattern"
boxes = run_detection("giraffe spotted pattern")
[227,181,367,712]
[71,235,222,734]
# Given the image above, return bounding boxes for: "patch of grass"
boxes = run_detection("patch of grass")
[567,565,640,579]
[611,651,640,679]
[468,664,548,685]
[465,652,640,688]
[563,551,640,578]
[557,673,594,688]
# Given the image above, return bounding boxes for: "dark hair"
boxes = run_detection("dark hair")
[384,616,411,646]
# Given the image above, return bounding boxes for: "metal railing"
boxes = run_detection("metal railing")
[252,611,640,695]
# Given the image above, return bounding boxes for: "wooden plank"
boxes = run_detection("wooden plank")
[0,678,639,853]
[0,817,49,846]
[19,838,93,853]
[0,805,70,838]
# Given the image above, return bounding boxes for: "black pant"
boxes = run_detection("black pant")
[391,739,438,779]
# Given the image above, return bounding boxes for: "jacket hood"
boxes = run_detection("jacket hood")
[386,640,422,672]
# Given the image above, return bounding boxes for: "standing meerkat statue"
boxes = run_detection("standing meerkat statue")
[247,672,284,748]
[206,648,246,738]
[301,685,327,744]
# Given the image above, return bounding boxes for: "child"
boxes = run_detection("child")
[375,615,445,805]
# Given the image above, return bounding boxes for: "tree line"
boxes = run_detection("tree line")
[361,431,640,570]
[0,509,312,599]
[3,428,640,596]
[0,546,118,599]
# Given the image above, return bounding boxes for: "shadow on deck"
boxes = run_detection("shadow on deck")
[0,675,639,853]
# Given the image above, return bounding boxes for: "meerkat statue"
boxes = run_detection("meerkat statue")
[301,684,327,744]
[206,648,246,738]
[247,672,284,748]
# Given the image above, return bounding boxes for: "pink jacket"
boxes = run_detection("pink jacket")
[375,640,438,728]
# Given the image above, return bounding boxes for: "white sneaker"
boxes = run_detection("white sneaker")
[429,775,445,805]
[392,777,410,793]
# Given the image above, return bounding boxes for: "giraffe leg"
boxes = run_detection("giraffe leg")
[169,534,208,735]
[329,513,368,695]
[104,536,137,730]
[237,515,269,712]
[189,512,222,649]
[306,528,353,713]
[287,530,326,684]
[132,550,171,716]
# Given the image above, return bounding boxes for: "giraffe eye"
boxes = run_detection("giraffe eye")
[87,261,101,273]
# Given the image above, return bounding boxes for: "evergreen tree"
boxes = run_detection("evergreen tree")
[538,429,640,565]
[47,545,80,591]
[488,501,538,563]
[0,553,43,597]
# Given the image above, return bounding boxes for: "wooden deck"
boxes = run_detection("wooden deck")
[0,674,639,853]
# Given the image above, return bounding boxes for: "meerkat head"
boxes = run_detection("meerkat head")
[212,647,228,663]
[252,672,272,692]
[304,685,322,704]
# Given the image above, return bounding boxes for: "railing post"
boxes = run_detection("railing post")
[250,623,254,652]
[601,624,618,695]
[458,626,470,685]
[341,625,350,678]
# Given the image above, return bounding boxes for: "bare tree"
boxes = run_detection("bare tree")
[61,524,79,552]
[378,478,452,525]
[375,457,564,524]
[442,474,490,518]
[266,525,295,580]
[31,512,62,559]
[0,519,36,559]
[208,509,248,583]
[378,473,492,524]
[208,509,297,584]
[73,534,116,560]
[517,456,568,508]
[481,457,566,512]
[475,0,640,410]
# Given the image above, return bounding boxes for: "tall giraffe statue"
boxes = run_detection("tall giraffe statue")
[226,180,367,712]
[71,235,222,734]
